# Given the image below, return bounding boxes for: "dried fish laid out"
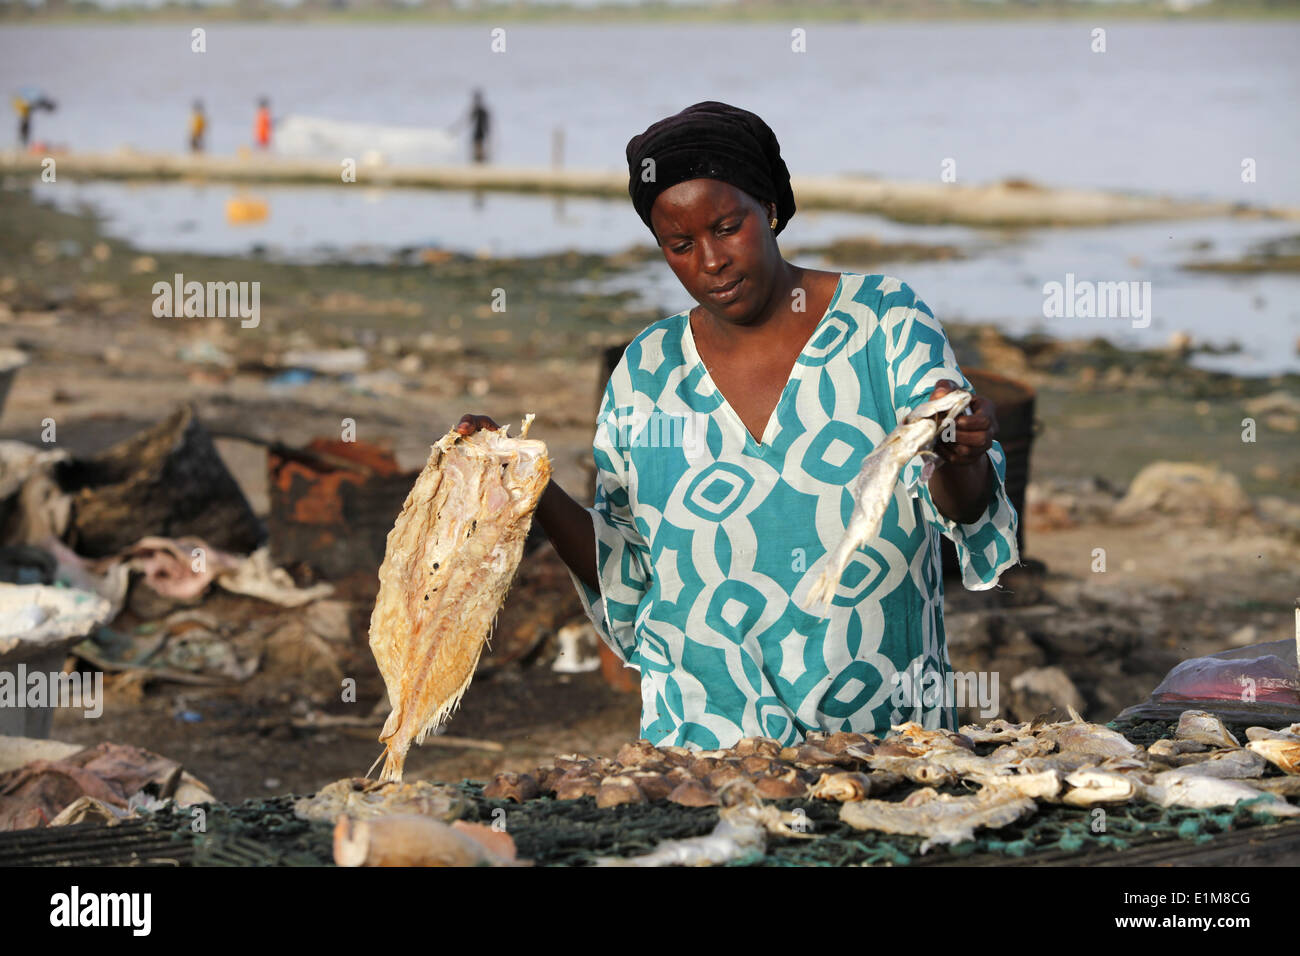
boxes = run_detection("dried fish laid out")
[367,415,551,782]
[840,788,1037,855]
[474,708,1300,864]
[592,780,816,868]
[805,389,972,608]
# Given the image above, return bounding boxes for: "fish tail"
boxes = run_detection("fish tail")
[378,747,406,783]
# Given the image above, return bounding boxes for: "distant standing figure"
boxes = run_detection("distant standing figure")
[469,89,490,163]
[12,88,56,149]
[254,97,272,150]
[190,100,207,153]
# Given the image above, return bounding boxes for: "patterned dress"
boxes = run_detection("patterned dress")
[566,272,1019,749]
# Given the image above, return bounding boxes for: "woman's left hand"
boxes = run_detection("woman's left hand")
[929,379,998,467]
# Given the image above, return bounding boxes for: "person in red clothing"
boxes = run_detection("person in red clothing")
[254,97,272,149]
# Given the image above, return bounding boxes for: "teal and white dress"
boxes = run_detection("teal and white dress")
[566,272,1019,749]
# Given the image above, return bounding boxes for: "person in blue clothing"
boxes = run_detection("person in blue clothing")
[457,101,1018,748]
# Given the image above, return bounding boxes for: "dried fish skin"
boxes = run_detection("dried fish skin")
[369,415,551,782]
[1245,739,1300,775]
[1174,710,1241,748]
[806,389,972,608]
[839,787,1036,855]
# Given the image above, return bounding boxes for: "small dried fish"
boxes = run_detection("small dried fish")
[293,778,468,823]
[988,736,1058,763]
[1248,777,1300,798]
[1016,753,1103,775]
[668,779,721,807]
[809,771,898,802]
[1175,710,1241,748]
[1246,739,1300,775]
[1141,776,1300,816]
[1059,769,1137,807]
[1157,748,1266,782]
[593,802,814,867]
[889,722,975,753]
[960,719,1032,744]
[807,389,972,607]
[840,787,1037,855]
[482,772,540,803]
[1246,725,1300,743]
[333,814,524,867]
[866,755,958,787]
[1147,738,1209,759]
[596,777,647,808]
[1038,707,1142,760]
[968,769,1063,800]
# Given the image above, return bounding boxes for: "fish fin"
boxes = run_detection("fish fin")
[919,450,942,484]
[1066,704,1085,724]
[365,748,387,780]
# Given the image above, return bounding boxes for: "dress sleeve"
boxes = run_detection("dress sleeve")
[881,279,1021,591]
[563,376,653,665]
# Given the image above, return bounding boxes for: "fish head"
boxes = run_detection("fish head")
[902,388,973,427]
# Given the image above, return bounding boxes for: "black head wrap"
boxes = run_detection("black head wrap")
[625,101,796,241]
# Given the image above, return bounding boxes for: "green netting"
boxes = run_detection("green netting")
[131,718,1297,866]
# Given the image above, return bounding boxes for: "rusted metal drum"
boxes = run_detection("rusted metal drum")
[268,439,416,581]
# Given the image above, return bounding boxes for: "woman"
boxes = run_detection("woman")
[458,101,1019,749]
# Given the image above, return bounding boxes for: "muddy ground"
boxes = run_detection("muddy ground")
[3,184,1298,802]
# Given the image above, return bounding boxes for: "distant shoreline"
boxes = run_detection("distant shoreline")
[4,0,1300,27]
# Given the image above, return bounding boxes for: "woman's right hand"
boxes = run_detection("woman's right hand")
[455,413,499,437]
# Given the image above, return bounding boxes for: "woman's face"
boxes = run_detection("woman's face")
[650,179,778,325]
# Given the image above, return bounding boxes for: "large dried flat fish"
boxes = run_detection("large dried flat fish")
[807,389,971,608]
[368,416,551,781]
[840,786,1036,855]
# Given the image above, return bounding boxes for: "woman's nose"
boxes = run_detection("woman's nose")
[697,236,728,273]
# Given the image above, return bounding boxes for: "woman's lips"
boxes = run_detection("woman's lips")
[709,277,744,303]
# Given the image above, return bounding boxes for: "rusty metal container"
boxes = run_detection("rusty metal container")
[267,439,417,581]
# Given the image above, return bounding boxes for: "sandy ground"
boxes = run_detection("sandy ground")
[4,184,1299,802]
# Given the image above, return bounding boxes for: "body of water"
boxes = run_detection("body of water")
[3,21,1297,373]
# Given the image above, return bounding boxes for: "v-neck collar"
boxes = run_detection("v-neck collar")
[681,272,847,452]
